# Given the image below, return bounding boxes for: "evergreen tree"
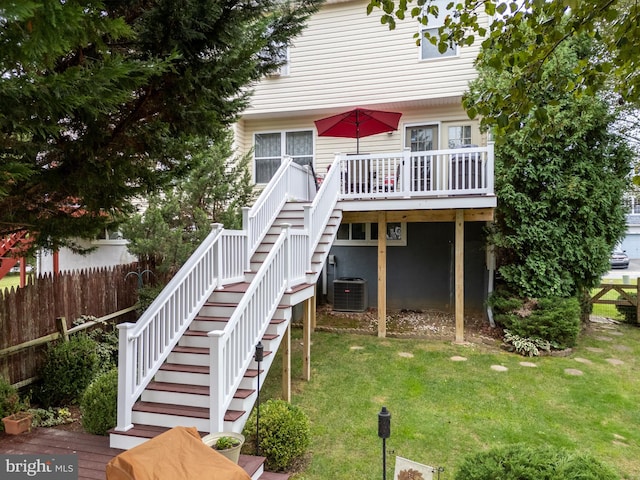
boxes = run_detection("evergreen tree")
[0,0,320,251]
[467,34,632,298]
[121,131,254,280]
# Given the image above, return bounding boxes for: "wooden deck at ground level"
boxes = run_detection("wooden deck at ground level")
[0,427,288,480]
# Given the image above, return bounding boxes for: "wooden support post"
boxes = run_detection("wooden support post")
[282,323,291,402]
[56,317,69,342]
[636,277,640,323]
[303,298,311,381]
[311,285,317,331]
[378,211,387,338]
[455,210,465,343]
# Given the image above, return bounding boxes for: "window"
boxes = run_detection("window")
[406,125,439,152]
[335,222,407,246]
[419,0,457,60]
[255,130,313,183]
[448,125,472,148]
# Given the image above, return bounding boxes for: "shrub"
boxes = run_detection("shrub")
[454,444,619,480]
[615,293,637,323]
[30,407,74,427]
[490,290,581,349]
[72,317,120,374]
[80,368,118,435]
[242,399,310,472]
[37,334,99,407]
[0,376,22,431]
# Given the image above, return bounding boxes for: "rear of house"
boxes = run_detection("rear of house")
[236,0,495,324]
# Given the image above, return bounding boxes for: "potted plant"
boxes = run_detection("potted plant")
[202,432,245,464]
[2,411,33,435]
[1,378,31,435]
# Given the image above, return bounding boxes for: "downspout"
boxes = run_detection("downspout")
[486,243,496,328]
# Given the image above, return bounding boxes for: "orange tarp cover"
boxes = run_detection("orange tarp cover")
[106,427,251,480]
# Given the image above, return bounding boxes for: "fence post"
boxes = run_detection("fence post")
[56,317,69,342]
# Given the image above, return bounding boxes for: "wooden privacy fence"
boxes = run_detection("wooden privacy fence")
[590,278,640,321]
[0,263,144,386]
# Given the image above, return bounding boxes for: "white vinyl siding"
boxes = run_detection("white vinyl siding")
[245,0,484,116]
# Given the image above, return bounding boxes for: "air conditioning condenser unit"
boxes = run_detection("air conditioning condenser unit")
[333,277,368,312]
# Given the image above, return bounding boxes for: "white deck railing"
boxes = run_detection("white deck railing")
[115,160,317,434]
[338,143,494,200]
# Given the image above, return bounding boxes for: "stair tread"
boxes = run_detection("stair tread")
[133,401,244,422]
[147,382,209,395]
[172,345,208,354]
[160,363,209,374]
[193,315,230,323]
[216,282,251,292]
[259,472,291,480]
[147,381,255,399]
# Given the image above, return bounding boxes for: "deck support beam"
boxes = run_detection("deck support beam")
[378,211,387,338]
[303,297,312,381]
[455,209,465,343]
[282,323,291,402]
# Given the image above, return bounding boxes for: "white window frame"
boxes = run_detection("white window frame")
[447,125,473,148]
[404,122,442,152]
[334,222,407,246]
[254,129,314,184]
[267,45,290,77]
[419,0,458,61]
[92,228,128,246]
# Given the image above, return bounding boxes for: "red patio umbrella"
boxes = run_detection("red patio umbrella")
[314,107,402,154]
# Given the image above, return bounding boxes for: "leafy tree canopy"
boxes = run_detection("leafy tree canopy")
[367,0,640,135]
[473,31,631,297]
[0,0,320,251]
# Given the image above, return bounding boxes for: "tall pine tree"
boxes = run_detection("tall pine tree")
[0,0,320,251]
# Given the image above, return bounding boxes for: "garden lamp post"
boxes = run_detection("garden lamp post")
[255,342,264,456]
[378,406,391,480]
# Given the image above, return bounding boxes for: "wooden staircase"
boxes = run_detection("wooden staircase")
[109,196,342,478]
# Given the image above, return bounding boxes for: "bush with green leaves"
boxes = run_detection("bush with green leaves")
[29,407,74,427]
[36,334,99,407]
[0,376,22,431]
[80,368,118,435]
[454,444,619,480]
[615,293,637,323]
[489,289,581,349]
[72,318,120,374]
[242,399,310,472]
[503,330,551,357]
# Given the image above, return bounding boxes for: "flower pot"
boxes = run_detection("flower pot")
[2,412,33,435]
[202,432,245,464]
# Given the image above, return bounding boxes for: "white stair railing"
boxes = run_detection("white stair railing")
[114,159,320,435]
[115,224,243,432]
[304,156,341,271]
[243,159,313,262]
[208,225,309,432]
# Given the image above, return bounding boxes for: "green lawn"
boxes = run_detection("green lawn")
[259,321,640,479]
[0,274,20,293]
